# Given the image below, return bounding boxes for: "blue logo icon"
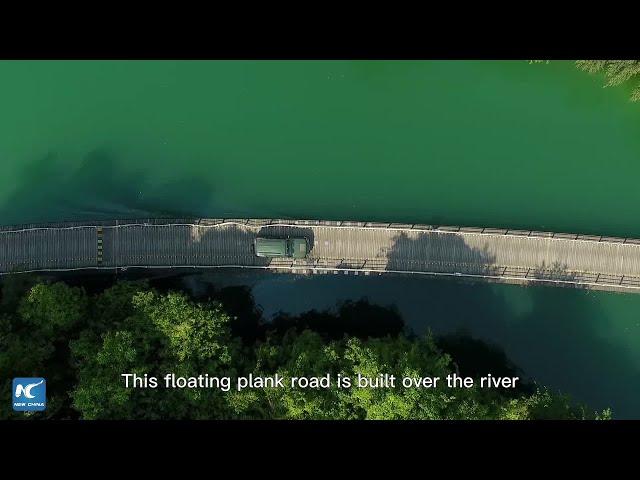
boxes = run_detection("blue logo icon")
[12,378,46,412]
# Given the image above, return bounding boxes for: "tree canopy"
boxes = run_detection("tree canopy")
[0,278,611,420]
[576,60,640,102]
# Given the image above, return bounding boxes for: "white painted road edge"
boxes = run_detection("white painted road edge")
[1,263,638,291]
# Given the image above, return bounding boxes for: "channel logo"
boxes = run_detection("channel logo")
[13,378,46,412]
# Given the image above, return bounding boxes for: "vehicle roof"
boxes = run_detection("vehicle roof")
[255,237,287,256]
[289,238,308,258]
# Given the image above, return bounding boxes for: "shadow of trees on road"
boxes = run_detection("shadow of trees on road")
[386,231,598,291]
[377,228,640,417]
[386,231,497,275]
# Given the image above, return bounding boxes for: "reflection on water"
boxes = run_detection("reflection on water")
[184,270,640,419]
[0,149,218,224]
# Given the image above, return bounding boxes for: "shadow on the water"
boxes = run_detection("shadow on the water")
[505,286,639,417]
[173,270,547,399]
[190,283,265,342]
[366,228,640,417]
[269,298,405,340]
[435,329,534,396]
[0,148,217,225]
[182,276,404,342]
[395,277,640,417]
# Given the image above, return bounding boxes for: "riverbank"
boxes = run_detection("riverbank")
[189,269,640,419]
[5,267,639,418]
[0,270,608,419]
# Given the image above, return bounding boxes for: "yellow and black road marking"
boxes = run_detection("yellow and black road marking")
[97,226,104,265]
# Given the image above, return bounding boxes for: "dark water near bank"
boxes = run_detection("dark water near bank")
[1,61,639,416]
[186,270,640,418]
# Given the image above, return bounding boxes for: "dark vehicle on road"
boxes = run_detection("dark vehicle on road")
[254,237,309,259]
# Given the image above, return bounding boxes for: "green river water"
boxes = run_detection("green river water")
[1,60,639,417]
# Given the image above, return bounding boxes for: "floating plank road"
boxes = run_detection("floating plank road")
[2,218,640,293]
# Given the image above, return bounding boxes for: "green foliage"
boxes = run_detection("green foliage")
[70,330,138,419]
[70,285,240,419]
[91,280,149,330]
[18,282,88,336]
[0,274,39,313]
[499,389,605,420]
[576,60,640,101]
[234,330,598,420]
[0,278,610,420]
[0,281,89,418]
[133,291,234,365]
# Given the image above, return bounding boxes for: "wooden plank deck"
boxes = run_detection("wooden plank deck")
[2,218,640,292]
